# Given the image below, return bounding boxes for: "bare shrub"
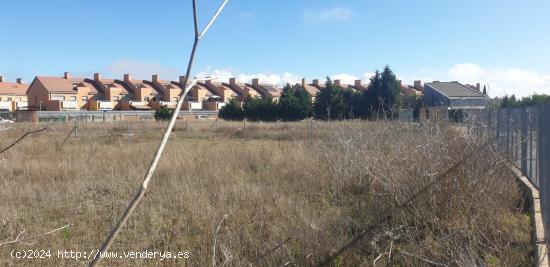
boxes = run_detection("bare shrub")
[0,120,531,266]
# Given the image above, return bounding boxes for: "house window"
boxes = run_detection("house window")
[82,96,88,102]
[144,97,150,102]
[7,97,12,101]
[70,96,77,101]
[16,98,21,102]
[52,95,65,101]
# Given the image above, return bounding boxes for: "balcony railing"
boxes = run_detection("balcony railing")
[189,102,203,110]
[98,101,114,110]
[0,102,10,110]
[159,101,176,106]
[129,101,148,106]
[61,101,78,110]
[16,101,28,109]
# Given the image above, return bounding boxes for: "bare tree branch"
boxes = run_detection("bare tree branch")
[0,224,70,247]
[212,215,228,267]
[400,251,448,267]
[89,1,229,265]
[255,237,291,263]
[0,127,48,154]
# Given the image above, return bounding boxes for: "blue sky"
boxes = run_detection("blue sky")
[1,0,549,97]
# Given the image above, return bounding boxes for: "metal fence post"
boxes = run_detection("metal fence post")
[496,109,501,149]
[309,118,313,146]
[538,102,550,243]
[243,118,247,143]
[521,107,528,172]
[506,108,511,155]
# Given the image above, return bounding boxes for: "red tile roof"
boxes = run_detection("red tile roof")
[131,80,158,95]
[35,76,79,94]
[0,82,28,95]
[99,79,129,94]
[301,83,320,96]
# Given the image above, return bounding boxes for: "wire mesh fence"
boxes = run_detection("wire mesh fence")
[455,105,550,250]
[469,107,541,189]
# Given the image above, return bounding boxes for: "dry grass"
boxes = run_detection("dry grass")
[0,120,532,266]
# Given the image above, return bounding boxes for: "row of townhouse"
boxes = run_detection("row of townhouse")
[0,76,28,111]
[0,72,426,112]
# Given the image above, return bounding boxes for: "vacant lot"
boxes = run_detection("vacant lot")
[0,120,532,266]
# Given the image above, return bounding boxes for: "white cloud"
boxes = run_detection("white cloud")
[363,72,377,82]
[106,59,180,80]
[196,67,234,82]
[330,73,358,84]
[197,67,302,87]
[198,67,377,87]
[305,6,354,24]
[448,63,550,97]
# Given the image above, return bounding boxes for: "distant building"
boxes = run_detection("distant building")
[148,74,185,110]
[88,73,130,110]
[297,78,320,102]
[116,74,160,110]
[223,78,262,101]
[310,79,326,91]
[0,76,28,111]
[199,80,236,110]
[247,78,282,101]
[423,81,488,109]
[333,80,355,91]
[349,80,368,91]
[172,76,208,110]
[27,72,99,111]
[400,82,423,98]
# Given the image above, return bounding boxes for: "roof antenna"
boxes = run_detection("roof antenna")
[89,1,229,266]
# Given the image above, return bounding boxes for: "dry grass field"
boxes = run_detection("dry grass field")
[0,119,533,266]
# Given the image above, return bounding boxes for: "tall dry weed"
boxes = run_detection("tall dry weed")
[0,120,531,266]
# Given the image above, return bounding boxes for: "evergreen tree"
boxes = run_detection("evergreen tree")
[219,99,244,120]
[243,96,278,122]
[278,84,312,121]
[154,104,173,121]
[362,66,400,118]
[313,78,348,120]
[500,94,549,108]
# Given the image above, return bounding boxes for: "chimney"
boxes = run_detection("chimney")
[152,74,159,83]
[476,83,480,91]
[334,79,341,87]
[205,79,212,85]
[252,78,259,86]
[94,73,101,81]
[312,79,319,87]
[179,75,187,85]
[16,78,22,84]
[229,77,236,85]
[354,80,362,88]
[302,78,306,87]
[414,80,422,90]
[0,76,3,83]
[64,72,71,79]
[124,74,131,82]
